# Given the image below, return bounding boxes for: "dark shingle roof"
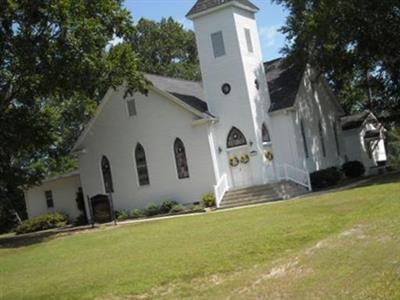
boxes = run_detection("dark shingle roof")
[364,129,380,139]
[187,0,259,17]
[144,74,213,117]
[341,111,371,130]
[264,58,304,112]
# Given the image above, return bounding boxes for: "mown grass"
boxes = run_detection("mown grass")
[0,174,399,299]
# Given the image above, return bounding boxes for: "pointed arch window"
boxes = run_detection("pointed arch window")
[300,120,309,158]
[262,123,271,143]
[319,121,327,157]
[135,143,150,186]
[227,127,247,148]
[101,156,114,193]
[174,138,190,179]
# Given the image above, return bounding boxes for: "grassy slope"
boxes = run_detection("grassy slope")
[0,175,399,300]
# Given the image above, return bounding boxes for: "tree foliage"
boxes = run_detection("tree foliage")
[129,17,200,81]
[0,0,148,232]
[273,0,400,117]
[388,127,400,169]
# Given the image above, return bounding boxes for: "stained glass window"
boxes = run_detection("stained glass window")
[135,143,150,186]
[174,138,189,179]
[101,156,114,193]
[227,127,247,148]
[262,123,271,143]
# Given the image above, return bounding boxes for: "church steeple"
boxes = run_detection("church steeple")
[186,0,258,18]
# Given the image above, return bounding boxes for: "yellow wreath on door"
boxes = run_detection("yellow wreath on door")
[264,150,274,161]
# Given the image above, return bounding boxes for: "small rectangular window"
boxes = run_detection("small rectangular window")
[127,99,136,117]
[45,190,54,208]
[211,31,226,58]
[244,28,253,53]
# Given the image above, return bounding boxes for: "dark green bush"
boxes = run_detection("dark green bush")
[310,167,342,189]
[342,161,366,178]
[202,192,216,207]
[116,210,130,221]
[74,213,88,226]
[130,209,144,219]
[169,204,186,213]
[16,212,67,235]
[145,203,161,217]
[160,200,179,214]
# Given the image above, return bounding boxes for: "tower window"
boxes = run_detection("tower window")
[244,28,253,53]
[221,83,231,95]
[211,31,226,58]
[127,99,136,117]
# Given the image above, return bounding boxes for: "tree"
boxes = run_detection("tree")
[273,0,400,118]
[129,17,201,81]
[0,0,148,232]
[388,127,400,169]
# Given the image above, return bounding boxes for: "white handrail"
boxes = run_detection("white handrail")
[276,163,312,191]
[214,174,228,208]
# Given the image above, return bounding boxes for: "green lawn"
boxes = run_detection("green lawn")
[1,175,400,300]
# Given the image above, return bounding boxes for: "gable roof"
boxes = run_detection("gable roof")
[340,111,375,130]
[264,58,304,112]
[144,74,212,116]
[187,0,259,18]
[72,75,214,152]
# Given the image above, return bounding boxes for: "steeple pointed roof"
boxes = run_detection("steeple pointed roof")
[186,0,259,18]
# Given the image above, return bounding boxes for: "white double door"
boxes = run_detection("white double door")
[228,146,253,188]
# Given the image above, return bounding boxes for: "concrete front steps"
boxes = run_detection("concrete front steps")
[219,181,309,209]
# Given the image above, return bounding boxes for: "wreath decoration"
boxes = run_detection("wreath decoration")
[240,154,250,164]
[229,156,240,167]
[264,150,274,161]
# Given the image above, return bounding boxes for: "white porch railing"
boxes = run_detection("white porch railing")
[276,164,312,191]
[214,174,228,208]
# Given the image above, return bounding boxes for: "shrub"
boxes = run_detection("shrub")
[310,167,342,189]
[130,209,144,219]
[74,213,88,226]
[191,205,205,213]
[116,210,130,221]
[342,161,366,178]
[160,200,179,214]
[387,127,400,169]
[16,212,68,235]
[169,204,186,213]
[202,192,216,208]
[145,203,161,217]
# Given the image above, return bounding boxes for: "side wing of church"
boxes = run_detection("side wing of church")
[24,0,387,221]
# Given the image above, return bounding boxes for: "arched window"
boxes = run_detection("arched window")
[135,143,150,186]
[227,127,247,148]
[174,138,190,179]
[101,156,114,193]
[300,120,309,158]
[318,121,326,157]
[262,123,271,143]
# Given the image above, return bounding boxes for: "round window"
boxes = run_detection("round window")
[221,83,231,95]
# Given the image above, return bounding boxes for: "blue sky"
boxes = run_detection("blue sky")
[123,0,288,61]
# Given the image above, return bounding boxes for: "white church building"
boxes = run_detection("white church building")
[24,0,387,221]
